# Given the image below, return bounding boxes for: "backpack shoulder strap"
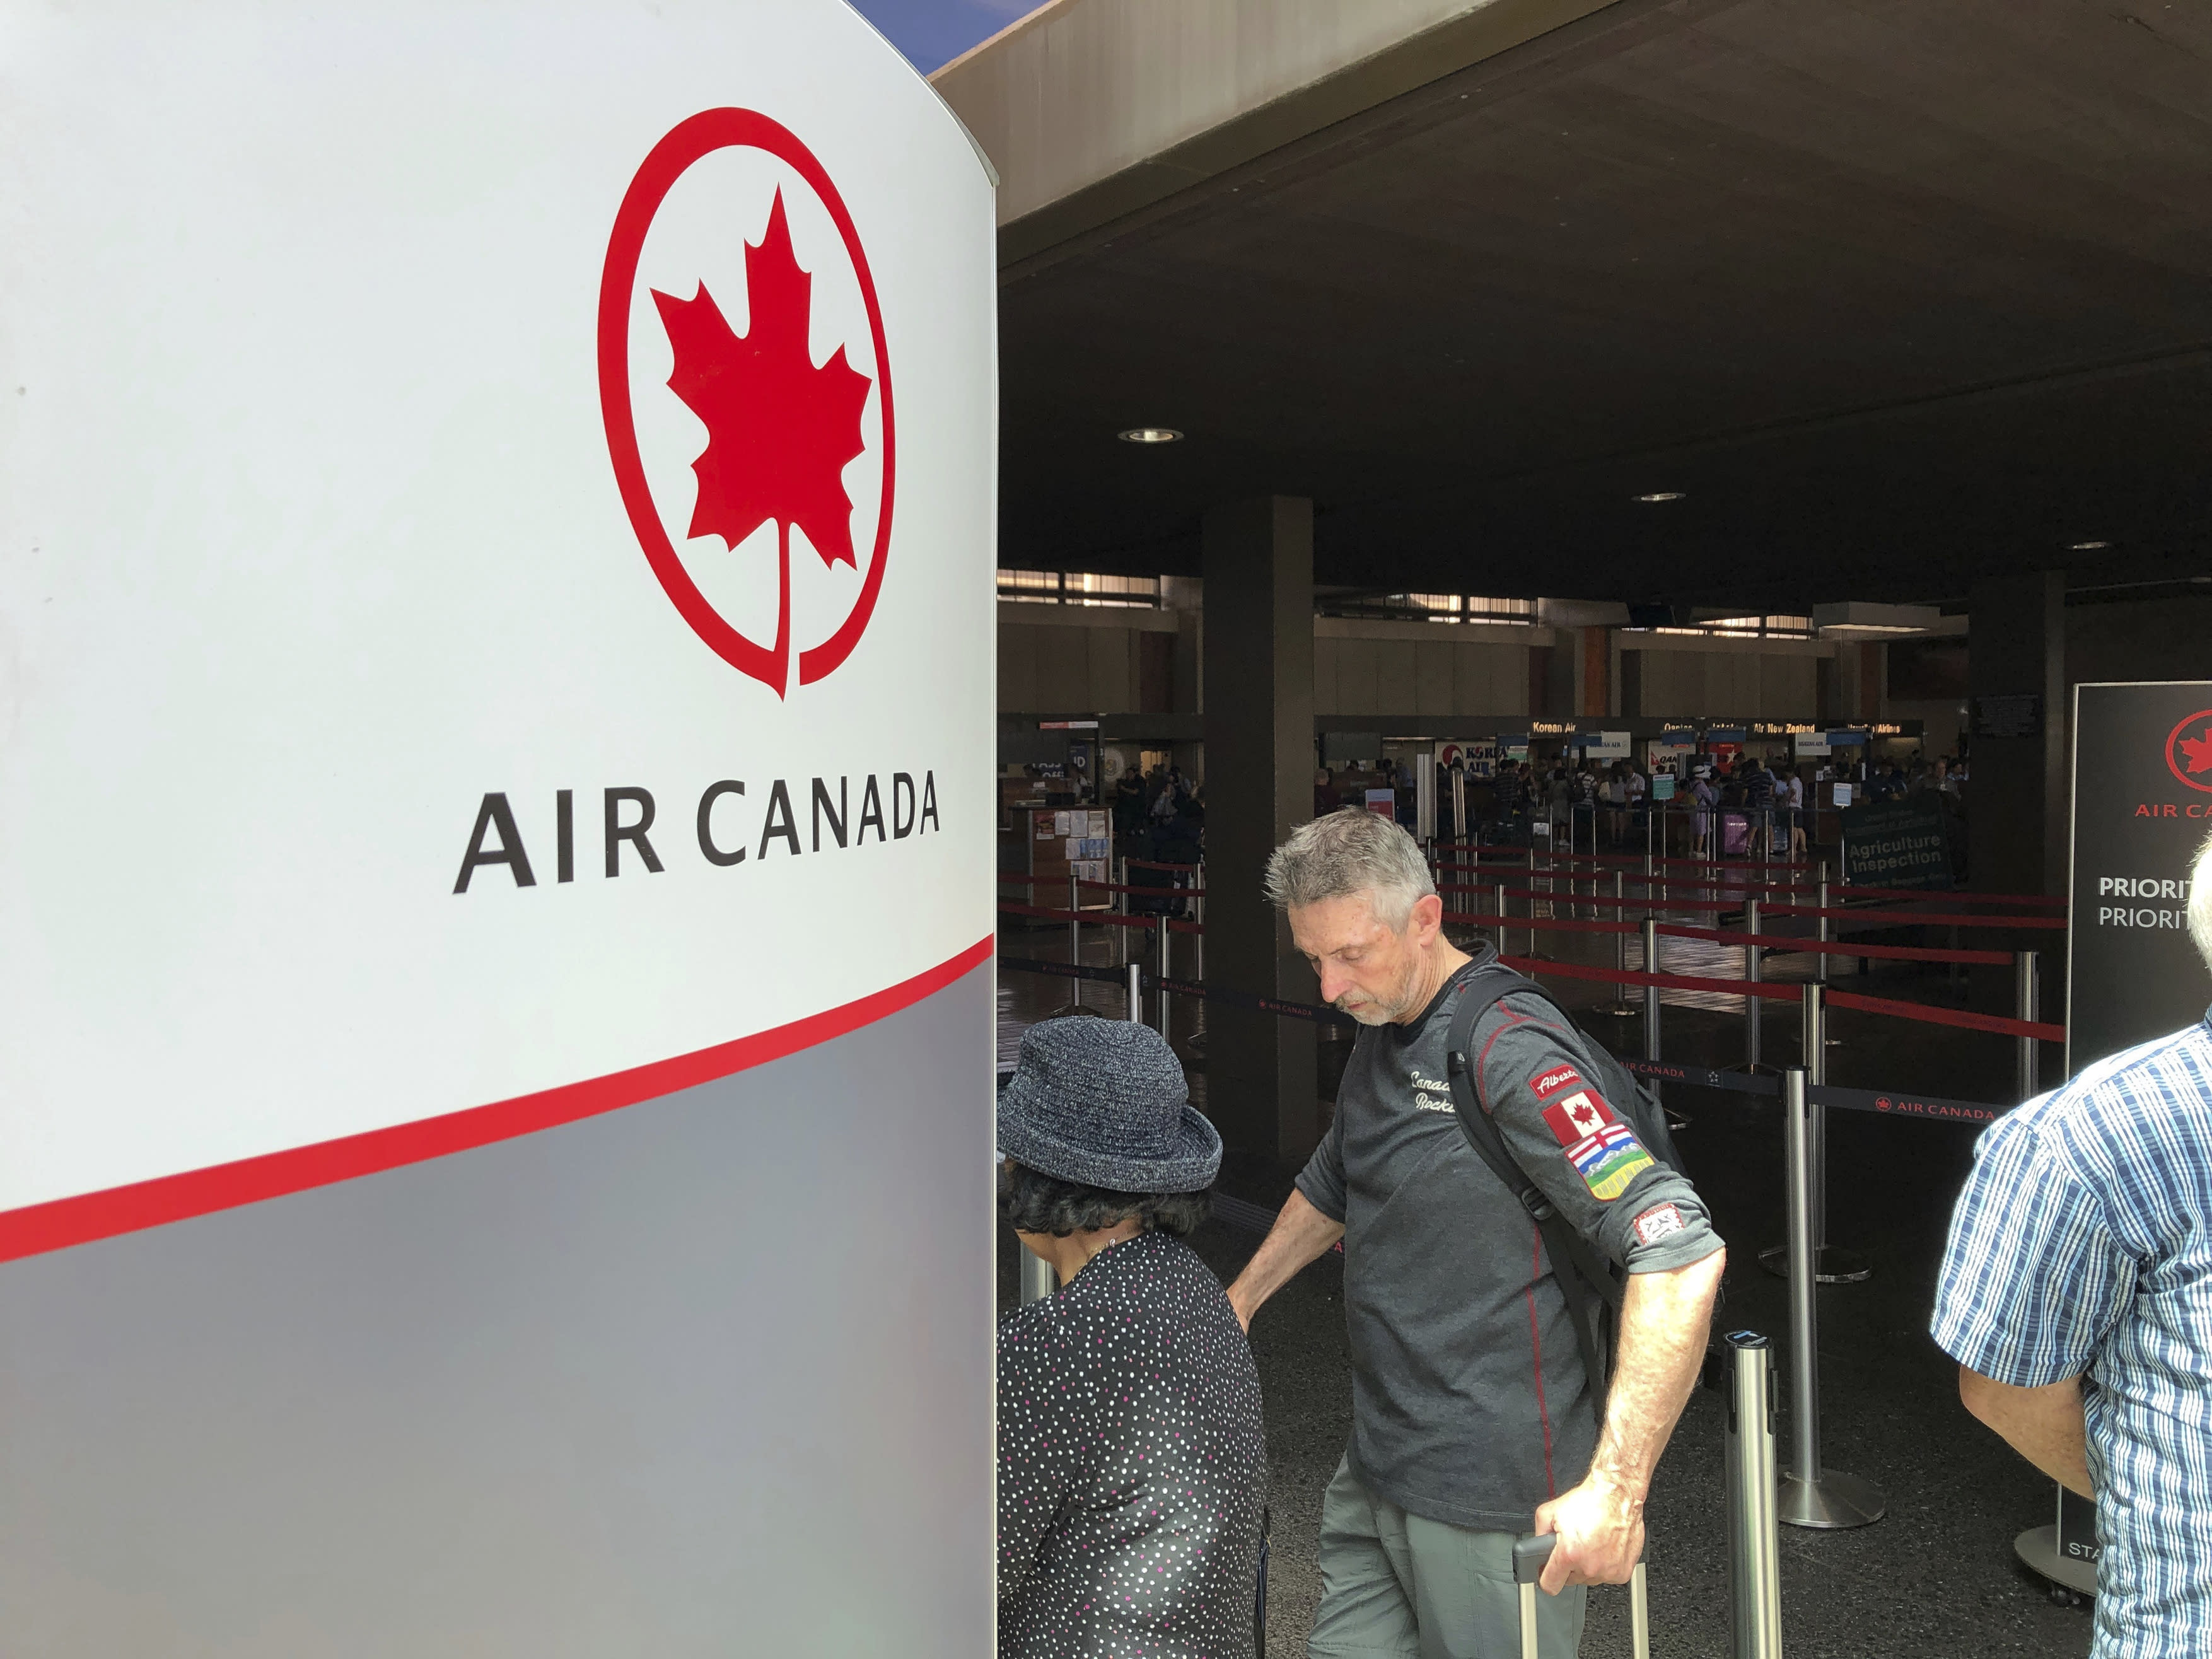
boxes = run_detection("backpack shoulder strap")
[1441,956,1616,1418]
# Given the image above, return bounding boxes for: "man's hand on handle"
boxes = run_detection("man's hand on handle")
[1531,1472,1644,1593]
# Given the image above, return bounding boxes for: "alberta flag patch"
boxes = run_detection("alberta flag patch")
[1567,1123,1655,1201]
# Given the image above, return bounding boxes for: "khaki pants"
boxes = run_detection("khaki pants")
[1307,1455,1585,1659]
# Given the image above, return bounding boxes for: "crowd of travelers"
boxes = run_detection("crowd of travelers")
[998,792,2212,1659]
[1438,748,1969,863]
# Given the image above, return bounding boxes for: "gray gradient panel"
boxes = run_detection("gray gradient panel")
[0,965,994,1658]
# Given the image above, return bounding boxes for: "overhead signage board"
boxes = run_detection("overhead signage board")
[2067,682,2212,1073]
[1583,730,1631,759]
[1,6,994,1651]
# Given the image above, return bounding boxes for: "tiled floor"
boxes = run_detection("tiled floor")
[996,886,2088,1657]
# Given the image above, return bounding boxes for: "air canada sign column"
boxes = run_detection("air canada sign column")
[1,9,994,1653]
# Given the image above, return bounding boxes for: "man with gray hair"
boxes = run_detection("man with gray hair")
[1226,809,1724,1657]
[1931,824,2212,1658]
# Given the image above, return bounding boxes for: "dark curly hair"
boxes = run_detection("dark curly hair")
[998,1160,1213,1239]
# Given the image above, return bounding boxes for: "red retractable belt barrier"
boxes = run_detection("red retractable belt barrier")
[1761,902,2067,929]
[1126,857,1201,873]
[998,901,1201,934]
[1432,847,2067,909]
[1494,953,2062,1040]
[1824,989,2064,1042]
[998,937,2064,1040]
[1076,877,1207,897]
[1440,907,2017,966]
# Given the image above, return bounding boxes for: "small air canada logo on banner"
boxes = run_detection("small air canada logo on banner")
[599,109,894,698]
[2166,709,2212,794]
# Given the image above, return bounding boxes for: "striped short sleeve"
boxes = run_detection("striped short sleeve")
[1931,1111,2133,1387]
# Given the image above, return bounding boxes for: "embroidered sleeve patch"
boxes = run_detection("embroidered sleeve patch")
[1567,1124,1655,1201]
[1541,1087,1619,1148]
[1631,1202,1685,1246]
[1530,1064,1586,1101]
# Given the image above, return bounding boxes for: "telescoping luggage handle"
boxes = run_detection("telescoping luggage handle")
[1513,1534,1650,1659]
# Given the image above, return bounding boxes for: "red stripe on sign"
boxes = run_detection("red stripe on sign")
[0,936,996,1265]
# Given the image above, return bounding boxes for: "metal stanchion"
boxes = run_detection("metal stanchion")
[2016,950,2040,1103]
[1762,986,1869,1283]
[1127,960,1143,1024]
[1641,917,1687,1132]
[1194,868,1206,984]
[1813,864,1829,984]
[1740,899,1763,1071]
[1496,882,1511,956]
[1068,872,1084,1010]
[1156,921,1172,1045]
[1597,871,1638,1016]
[1721,1332,1784,1658]
[1642,919,1662,1060]
[1115,854,1130,969]
[1779,1066,1887,1530]
[1020,1249,1056,1305]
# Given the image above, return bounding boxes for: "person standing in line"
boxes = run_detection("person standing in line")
[1545,765,1573,848]
[1783,765,1808,861]
[998,1018,1267,1659]
[1228,811,1725,1658]
[1601,762,1629,849]
[1689,769,1717,861]
[1740,757,1776,858]
[1931,825,2212,1658]
[1493,760,1526,843]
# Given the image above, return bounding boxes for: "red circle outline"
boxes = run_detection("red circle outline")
[2165,708,2212,793]
[597,108,894,694]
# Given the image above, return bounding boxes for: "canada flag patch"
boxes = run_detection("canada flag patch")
[1632,1203,1685,1247]
[1542,1088,1619,1148]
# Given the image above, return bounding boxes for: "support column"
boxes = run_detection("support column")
[1968,571,2067,897]
[1202,497,1320,1161]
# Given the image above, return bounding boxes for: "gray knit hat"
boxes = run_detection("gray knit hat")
[996,1018,1221,1194]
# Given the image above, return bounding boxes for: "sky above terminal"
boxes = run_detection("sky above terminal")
[851,0,1032,71]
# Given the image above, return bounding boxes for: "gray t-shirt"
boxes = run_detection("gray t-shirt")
[1295,965,1720,1532]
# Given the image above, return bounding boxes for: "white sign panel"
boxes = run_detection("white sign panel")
[0,3,996,1247]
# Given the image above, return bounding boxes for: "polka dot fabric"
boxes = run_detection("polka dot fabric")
[998,1230,1267,1658]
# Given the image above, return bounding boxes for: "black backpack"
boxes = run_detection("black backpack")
[1440,947,1689,1421]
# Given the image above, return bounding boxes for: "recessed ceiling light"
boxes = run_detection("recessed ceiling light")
[1118,427,1183,445]
[2069,539,2110,550]
[1634,491,1684,503]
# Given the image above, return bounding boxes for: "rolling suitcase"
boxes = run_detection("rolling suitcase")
[1513,1534,1650,1659]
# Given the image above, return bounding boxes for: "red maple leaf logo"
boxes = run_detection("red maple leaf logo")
[651,190,871,697]
[2180,728,2212,774]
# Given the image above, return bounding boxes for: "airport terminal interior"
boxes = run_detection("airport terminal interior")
[934,0,2212,1652]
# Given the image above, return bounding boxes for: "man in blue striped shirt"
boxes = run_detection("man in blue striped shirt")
[1932,828,2212,1656]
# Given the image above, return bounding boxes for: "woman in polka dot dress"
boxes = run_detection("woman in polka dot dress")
[996,1018,1268,1659]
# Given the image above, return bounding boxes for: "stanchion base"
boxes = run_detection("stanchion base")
[2013,1525,2097,1600]
[1757,1242,1873,1284]
[1779,1468,1886,1530]
[1040,1002,1106,1022]
[1590,1002,1641,1018]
